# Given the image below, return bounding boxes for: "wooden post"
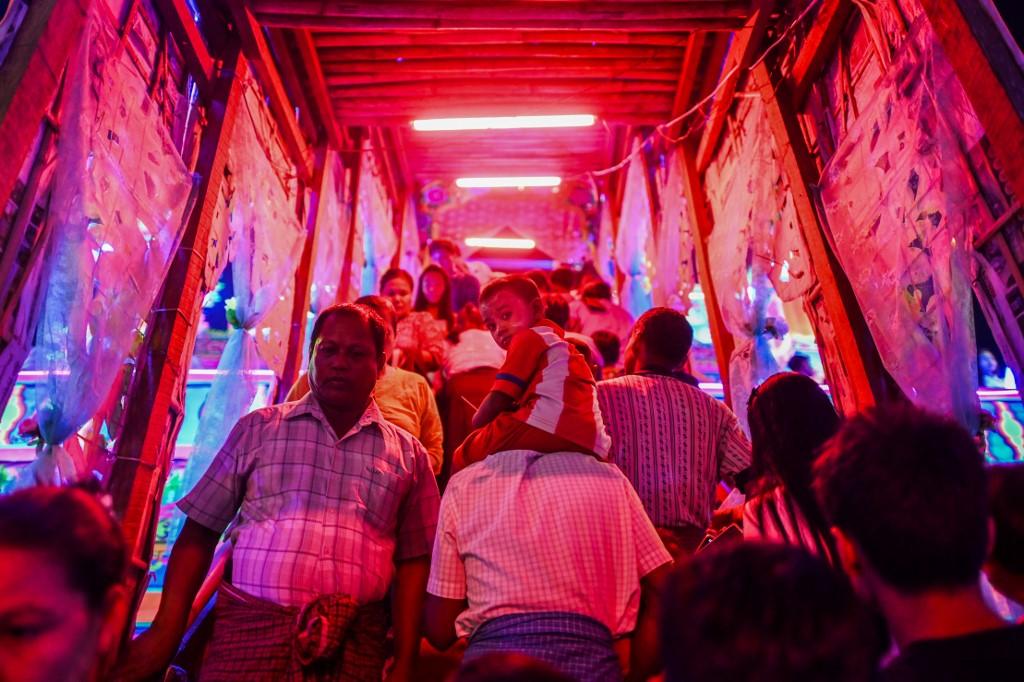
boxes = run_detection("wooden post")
[392,185,409,269]
[338,132,365,302]
[109,46,247,601]
[0,0,88,211]
[276,145,329,402]
[917,0,1024,205]
[752,62,889,412]
[679,144,735,402]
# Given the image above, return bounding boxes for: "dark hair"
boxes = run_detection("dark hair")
[814,403,989,592]
[525,269,552,293]
[379,267,414,291]
[481,275,543,308]
[356,292,395,329]
[788,353,812,372]
[0,484,127,610]
[310,303,388,357]
[428,238,461,257]
[662,542,881,682]
[990,463,1024,575]
[542,293,571,329]
[414,264,455,329]
[632,307,693,368]
[455,652,572,682]
[747,373,840,563]
[581,280,612,300]
[550,266,576,292]
[591,330,621,367]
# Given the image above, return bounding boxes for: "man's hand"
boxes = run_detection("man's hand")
[110,624,180,681]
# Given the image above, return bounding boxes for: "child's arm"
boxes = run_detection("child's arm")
[472,391,516,429]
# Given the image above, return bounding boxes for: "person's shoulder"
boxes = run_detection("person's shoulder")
[391,365,431,390]
[881,624,1024,682]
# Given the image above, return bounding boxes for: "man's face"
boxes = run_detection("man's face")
[381,278,413,320]
[481,290,541,350]
[309,314,384,411]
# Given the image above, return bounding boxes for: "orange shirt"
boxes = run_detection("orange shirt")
[491,320,611,457]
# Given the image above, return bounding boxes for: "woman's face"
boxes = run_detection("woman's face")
[382,278,413,319]
[0,548,115,682]
[421,272,447,306]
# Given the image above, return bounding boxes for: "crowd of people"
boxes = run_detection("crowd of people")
[1,242,1023,681]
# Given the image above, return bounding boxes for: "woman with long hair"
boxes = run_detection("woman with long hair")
[383,266,449,375]
[743,372,840,563]
[414,264,455,331]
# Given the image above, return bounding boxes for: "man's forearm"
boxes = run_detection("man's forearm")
[153,518,221,636]
[392,557,430,667]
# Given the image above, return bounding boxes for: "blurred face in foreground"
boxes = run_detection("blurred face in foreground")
[0,547,120,682]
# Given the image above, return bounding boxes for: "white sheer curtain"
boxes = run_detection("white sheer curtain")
[653,149,696,311]
[181,77,304,495]
[819,19,980,427]
[615,138,655,316]
[27,6,196,485]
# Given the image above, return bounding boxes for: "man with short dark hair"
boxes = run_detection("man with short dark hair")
[662,542,881,682]
[597,307,750,556]
[815,404,1024,681]
[122,304,440,681]
[429,238,490,312]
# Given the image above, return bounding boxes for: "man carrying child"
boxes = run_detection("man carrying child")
[451,276,611,473]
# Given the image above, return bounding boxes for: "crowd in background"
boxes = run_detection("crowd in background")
[1,239,1023,681]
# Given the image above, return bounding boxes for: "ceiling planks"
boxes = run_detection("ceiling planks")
[246,1,750,180]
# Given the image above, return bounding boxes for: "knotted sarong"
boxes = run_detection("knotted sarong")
[461,611,622,682]
[198,582,387,681]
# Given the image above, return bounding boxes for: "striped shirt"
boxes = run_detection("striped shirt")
[491,321,611,457]
[597,373,751,528]
[427,450,672,638]
[178,395,440,608]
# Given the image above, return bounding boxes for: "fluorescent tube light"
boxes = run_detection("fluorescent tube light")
[456,176,561,188]
[412,115,595,131]
[465,237,537,250]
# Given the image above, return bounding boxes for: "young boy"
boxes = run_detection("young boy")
[451,275,612,473]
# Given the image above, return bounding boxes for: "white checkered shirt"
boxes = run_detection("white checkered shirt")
[178,394,439,608]
[427,450,671,638]
[597,374,751,528]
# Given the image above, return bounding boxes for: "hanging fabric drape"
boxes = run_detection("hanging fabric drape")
[706,97,813,429]
[819,18,981,428]
[653,149,696,312]
[594,196,616,284]
[181,77,304,496]
[309,151,347,314]
[398,193,423,283]
[26,6,196,485]
[615,138,655,317]
[357,146,396,295]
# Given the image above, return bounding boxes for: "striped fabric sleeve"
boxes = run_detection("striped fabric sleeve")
[491,328,546,399]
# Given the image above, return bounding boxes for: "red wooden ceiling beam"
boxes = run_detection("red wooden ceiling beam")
[313,29,690,48]
[325,70,680,87]
[293,28,344,150]
[252,1,751,27]
[315,44,687,61]
[666,31,708,137]
[227,0,313,181]
[328,80,677,97]
[153,0,215,92]
[265,27,319,145]
[695,0,775,171]
[319,57,683,76]
[787,0,853,105]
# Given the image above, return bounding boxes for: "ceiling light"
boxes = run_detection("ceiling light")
[456,176,561,188]
[412,114,595,131]
[465,237,537,250]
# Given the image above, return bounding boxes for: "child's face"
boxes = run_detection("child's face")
[481,289,542,350]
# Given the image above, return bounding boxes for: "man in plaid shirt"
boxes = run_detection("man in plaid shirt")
[118,304,440,681]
